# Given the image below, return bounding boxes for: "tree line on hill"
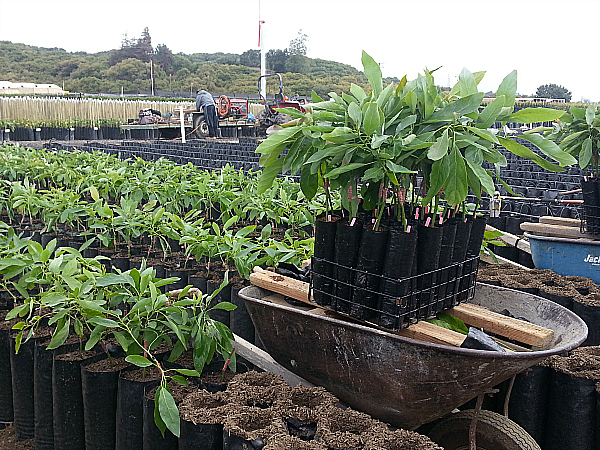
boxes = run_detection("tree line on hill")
[0,28,401,98]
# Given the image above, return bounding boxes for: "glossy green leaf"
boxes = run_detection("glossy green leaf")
[300,168,318,200]
[362,102,382,135]
[158,387,180,437]
[519,133,577,166]
[428,128,449,161]
[580,137,593,169]
[348,102,362,125]
[445,146,468,205]
[586,104,597,126]
[570,105,586,119]
[126,355,153,367]
[350,83,367,102]
[458,68,478,96]
[322,127,355,144]
[465,155,495,196]
[498,137,564,172]
[88,317,119,328]
[428,93,484,122]
[506,108,565,124]
[361,50,383,96]
[257,157,284,194]
[496,70,517,107]
[477,96,505,129]
[323,163,369,179]
[47,318,70,350]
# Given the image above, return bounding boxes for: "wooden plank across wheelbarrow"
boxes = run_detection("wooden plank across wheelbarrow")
[249,268,554,349]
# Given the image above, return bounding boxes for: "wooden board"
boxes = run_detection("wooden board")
[538,216,581,228]
[520,222,594,240]
[249,270,315,306]
[486,225,531,253]
[448,303,554,348]
[394,321,466,347]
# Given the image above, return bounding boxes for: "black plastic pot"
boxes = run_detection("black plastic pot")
[544,368,597,450]
[34,339,82,450]
[10,336,35,440]
[377,226,418,329]
[571,301,600,346]
[82,358,130,450]
[466,214,488,258]
[115,367,162,450]
[312,217,339,307]
[207,279,231,327]
[143,393,178,450]
[437,221,457,309]
[416,224,443,318]
[230,283,255,344]
[332,220,363,314]
[53,350,104,450]
[0,328,14,426]
[581,178,600,234]
[350,226,389,321]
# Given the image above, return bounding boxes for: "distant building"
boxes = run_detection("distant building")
[0,81,64,95]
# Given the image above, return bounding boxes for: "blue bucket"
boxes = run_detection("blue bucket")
[525,233,600,283]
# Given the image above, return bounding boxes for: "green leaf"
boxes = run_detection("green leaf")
[153,391,167,436]
[255,126,302,155]
[519,133,577,166]
[570,105,586,119]
[580,137,593,169]
[468,126,499,144]
[323,162,369,179]
[362,102,382,135]
[212,301,237,311]
[477,96,505,129]
[458,68,478,96]
[89,185,100,202]
[465,155,495,196]
[428,128,449,161]
[170,375,189,386]
[47,318,70,350]
[445,146,468,205]
[507,108,565,124]
[311,91,324,103]
[257,157,284,194]
[361,50,383,97]
[350,83,367,102]
[88,317,119,328]
[348,102,362,125]
[428,313,469,334]
[321,127,355,144]
[158,387,180,437]
[175,369,201,377]
[125,355,153,368]
[586,104,597,126]
[428,93,484,122]
[498,137,564,172]
[300,168,318,200]
[395,115,417,135]
[496,70,517,107]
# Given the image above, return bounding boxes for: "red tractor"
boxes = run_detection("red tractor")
[256,73,306,135]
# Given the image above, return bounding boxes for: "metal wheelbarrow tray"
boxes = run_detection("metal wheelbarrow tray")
[238,283,588,430]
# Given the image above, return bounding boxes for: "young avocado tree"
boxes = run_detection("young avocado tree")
[255,51,575,227]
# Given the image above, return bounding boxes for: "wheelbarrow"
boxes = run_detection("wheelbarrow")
[238,282,588,450]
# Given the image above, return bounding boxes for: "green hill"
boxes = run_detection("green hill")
[0,39,399,98]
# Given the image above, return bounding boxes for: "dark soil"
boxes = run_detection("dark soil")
[478,264,600,306]
[146,379,199,403]
[0,426,35,450]
[84,356,130,373]
[545,345,600,379]
[120,365,162,382]
[54,349,98,362]
[222,406,285,440]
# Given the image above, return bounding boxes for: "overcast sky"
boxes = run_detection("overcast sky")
[1,0,598,102]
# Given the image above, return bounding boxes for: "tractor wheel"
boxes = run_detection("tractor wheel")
[428,410,541,450]
[192,114,210,139]
[255,109,292,136]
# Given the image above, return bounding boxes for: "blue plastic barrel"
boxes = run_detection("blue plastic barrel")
[525,233,600,283]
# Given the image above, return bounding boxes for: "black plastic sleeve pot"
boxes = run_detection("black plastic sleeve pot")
[230,284,255,344]
[115,370,161,450]
[350,226,389,321]
[333,220,363,314]
[582,178,600,234]
[571,301,600,346]
[82,360,126,450]
[416,224,443,319]
[507,365,551,448]
[544,369,597,450]
[0,329,13,424]
[53,351,105,450]
[377,226,418,330]
[312,217,339,307]
[466,214,488,258]
[143,394,178,450]
[437,221,457,310]
[10,336,35,440]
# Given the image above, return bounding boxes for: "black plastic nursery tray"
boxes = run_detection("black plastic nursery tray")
[310,255,479,331]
